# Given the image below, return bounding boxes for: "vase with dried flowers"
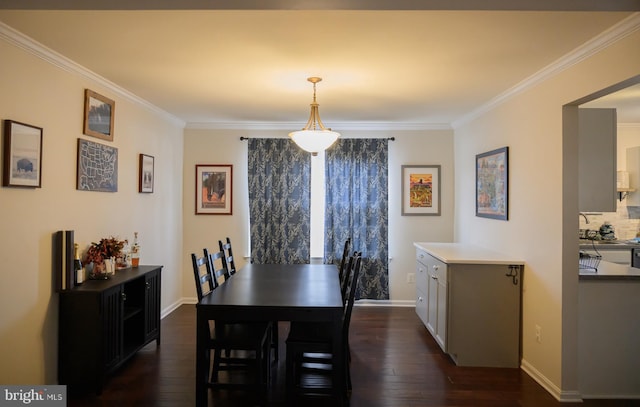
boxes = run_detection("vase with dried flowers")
[83,236,128,279]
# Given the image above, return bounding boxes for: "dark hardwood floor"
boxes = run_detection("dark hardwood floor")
[68,305,639,407]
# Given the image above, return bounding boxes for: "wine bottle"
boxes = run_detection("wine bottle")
[74,243,84,286]
[131,232,140,267]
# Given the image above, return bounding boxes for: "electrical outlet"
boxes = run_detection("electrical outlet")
[535,325,542,343]
[407,273,416,283]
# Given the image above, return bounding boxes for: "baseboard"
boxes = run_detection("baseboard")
[520,359,583,403]
[160,298,195,319]
[581,393,640,399]
[355,299,415,307]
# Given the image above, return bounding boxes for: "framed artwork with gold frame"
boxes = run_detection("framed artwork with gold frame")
[83,89,115,141]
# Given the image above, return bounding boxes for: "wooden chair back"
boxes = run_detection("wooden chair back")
[191,253,215,301]
[218,237,237,276]
[337,238,351,293]
[342,252,362,337]
[204,248,230,288]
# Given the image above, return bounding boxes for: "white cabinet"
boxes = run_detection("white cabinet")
[414,243,523,368]
[578,108,617,212]
[424,253,447,350]
[415,251,428,326]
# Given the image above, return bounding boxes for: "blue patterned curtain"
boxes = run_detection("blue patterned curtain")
[324,139,389,300]
[248,139,311,264]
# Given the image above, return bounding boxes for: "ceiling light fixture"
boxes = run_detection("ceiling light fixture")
[289,77,340,156]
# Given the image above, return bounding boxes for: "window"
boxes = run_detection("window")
[310,152,325,259]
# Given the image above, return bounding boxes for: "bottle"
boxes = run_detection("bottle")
[74,243,84,286]
[131,232,140,267]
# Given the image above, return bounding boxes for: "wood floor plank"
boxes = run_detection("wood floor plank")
[67,305,639,407]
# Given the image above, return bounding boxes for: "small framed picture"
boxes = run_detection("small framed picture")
[83,89,115,141]
[401,165,441,216]
[476,146,509,220]
[196,164,232,215]
[139,154,154,193]
[2,120,43,188]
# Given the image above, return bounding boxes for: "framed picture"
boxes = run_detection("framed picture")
[77,138,118,192]
[83,89,115,141]
[196,164,232,215]
[139,154,154,193]
[2,120,43,188]
[476,146,509,220]
[401,165,441,216]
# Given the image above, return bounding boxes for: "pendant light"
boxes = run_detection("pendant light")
[288,77,340,156]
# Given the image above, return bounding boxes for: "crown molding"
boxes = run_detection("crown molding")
[2,0,639,11]
[452,12,640,129]
[0,22,186,128]
[185,120,451,131]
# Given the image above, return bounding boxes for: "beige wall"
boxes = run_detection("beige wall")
[0,38,185,384]
[453,29,640,400]
[2,13,638,401]
[182,128,455,303]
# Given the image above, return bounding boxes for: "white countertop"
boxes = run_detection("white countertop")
[414,242,524,265]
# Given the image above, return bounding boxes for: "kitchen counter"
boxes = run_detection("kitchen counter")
[579,259,640,280]
[413,242,523,368]
[578,264,640,397]
[414,242,524,265]
[578,239,640,250]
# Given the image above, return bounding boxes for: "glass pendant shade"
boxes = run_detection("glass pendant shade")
[289,77,340,155]
[289,129,340,155]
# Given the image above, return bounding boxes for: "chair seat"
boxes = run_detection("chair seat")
[212,321,271,348]
[287,321,332,343]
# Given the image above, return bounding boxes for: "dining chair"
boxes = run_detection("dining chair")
[285,252,362,401]
[337,238,351,298]
[218,238,279,364]
[190,251,272,394]
[218,237,237,276]
[191,252,215,300]
[204,247,230,286]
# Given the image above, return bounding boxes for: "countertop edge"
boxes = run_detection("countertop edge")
[414,242,525,265]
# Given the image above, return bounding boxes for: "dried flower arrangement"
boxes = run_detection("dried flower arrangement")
[83,236,128,266]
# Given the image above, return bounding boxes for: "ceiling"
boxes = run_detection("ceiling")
[0,3,639,129]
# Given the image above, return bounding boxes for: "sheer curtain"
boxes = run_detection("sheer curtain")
[248,139,311,264]
[324,139,389,300]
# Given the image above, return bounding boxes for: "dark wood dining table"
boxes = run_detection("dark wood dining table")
[195,263,345,406]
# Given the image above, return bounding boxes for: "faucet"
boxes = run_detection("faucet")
[579,212,590,224]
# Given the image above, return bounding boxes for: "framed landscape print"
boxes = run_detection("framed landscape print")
[83,89,115,141]
[196,164,232,215]
[2,120,43,188]
[139,154,154,193]
[401,165,441,216]
[476,146,508,220]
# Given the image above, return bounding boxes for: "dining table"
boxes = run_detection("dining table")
[195,263,345,406]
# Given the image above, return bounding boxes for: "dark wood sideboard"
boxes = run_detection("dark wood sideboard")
[58,265,162,394]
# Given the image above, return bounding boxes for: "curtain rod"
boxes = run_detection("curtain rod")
[239,137,395,141]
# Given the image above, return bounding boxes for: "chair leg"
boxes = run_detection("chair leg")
[211,348,221,383]
[285,343,295,389]
[272,322,279,362]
